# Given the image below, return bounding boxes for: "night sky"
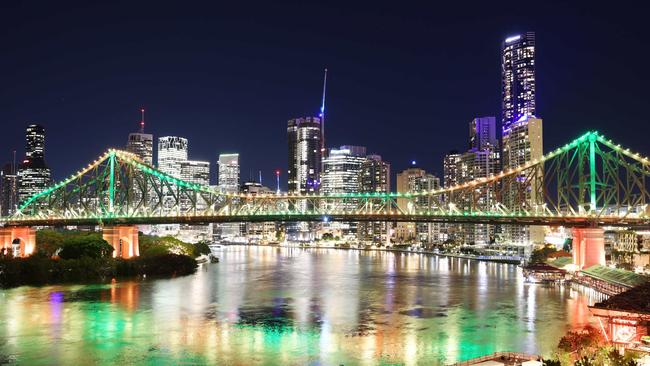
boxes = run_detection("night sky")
[1,1,648,189]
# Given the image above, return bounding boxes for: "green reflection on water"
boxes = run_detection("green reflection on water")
[1,246,598,365]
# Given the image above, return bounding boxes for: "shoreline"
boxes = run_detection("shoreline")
[218,243,523,265]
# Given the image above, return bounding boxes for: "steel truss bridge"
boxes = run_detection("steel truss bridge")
[1,131,649,229]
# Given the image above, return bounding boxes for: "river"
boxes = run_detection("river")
[0,246,599,365]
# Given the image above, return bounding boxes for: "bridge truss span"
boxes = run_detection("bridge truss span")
[1,131,649,229]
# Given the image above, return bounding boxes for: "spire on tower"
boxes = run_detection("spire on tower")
[140,108,145,133]
[320,68,328,157]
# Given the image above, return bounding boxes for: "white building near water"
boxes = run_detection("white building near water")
[178,160,212,243]
[216,153,242,240]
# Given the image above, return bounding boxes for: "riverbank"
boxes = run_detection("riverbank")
[222,242,523,265]
[0,254,198,289]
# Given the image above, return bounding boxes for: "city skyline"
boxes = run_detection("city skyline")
[1,2,648,189]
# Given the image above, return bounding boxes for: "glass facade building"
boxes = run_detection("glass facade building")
[17,124,51,207]
[0,163,18,216]
[502,32,536,127]
[287,117,322,194]
[127,132,154,166]
[157,136,188,177]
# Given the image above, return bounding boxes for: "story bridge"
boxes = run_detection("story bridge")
[1,131,649,268]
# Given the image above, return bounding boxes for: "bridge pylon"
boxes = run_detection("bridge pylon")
[0,227,36,257]
[102,225,139,258]
[572,227,605,270]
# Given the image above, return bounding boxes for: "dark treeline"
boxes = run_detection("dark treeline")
[0,229,208,288]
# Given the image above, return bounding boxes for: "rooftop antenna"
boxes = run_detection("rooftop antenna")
[320,68,328,157]
[259,170,262,185]
[140,108,145,133]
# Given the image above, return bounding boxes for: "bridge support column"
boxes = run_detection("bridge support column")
[0,227,36,257]
[102,225,139,258]
[572,228,605,270]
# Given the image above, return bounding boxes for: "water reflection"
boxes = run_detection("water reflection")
[0,246,595,365]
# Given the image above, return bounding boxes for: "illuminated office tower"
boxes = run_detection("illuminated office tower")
[217,153,242,240]
[17,124,51,207]
[158,136,188,177]
[321,146,366,194]
[469,116,499,151]
[395,167,441,244]
[502,32,536,127]
[287,117,322,194]
[502,114,544,250]
[320,146,366,239]
[359,155,391,243]
[126,109,153,165]
[178,160,211,243]
[217,154,240,193]
[1,162,18,216]
[502,32,543,253]
[241,181,277,242]
[287,117,322,241]
[443,151,461,188]
[156,136,188,236]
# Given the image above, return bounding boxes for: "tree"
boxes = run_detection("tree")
[36,229,66,257]
[529,245,558,264]
[58,234,114,259]
[557,325,604,355]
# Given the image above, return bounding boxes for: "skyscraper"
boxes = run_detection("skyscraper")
[17,124,51,206]
[469,116,498,151]
[359,155,391,244]
[217,153,242,240]
[127,111,153,166]
[287,117,322,194]
[217,153,240,193]
[443,151,461,188]
[155,136,188,237]
[320,146,366,195]
[502,32,536,127]
[502,112,544,249]
[158,136,188,177]
[361,155,390,194]
[395,167,441,243]
[320,146,367,239]
[0,162,18,216]
[501,32,543,251]
[179,160,211,243]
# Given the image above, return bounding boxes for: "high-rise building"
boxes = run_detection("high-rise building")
[469,116,498,151]
[457,149,499,246]
[158,136,188,177]
[361,155,390,194]
[0,162,18,216]
[180,160,210,184]
[155,136,188,237]
[287,117,322,194]
[287,117,322,241]
[359,155,391,244]
[217,154,240,193]
[320,146,367,239]
[395,167,441,243]
[321,146,366,194]
[502,32,536,127]
[241,181,277,242]
[501,32,542,253]
[216,153,242,240]
[127,133,153,165]
[443,151,461,188]
[178,160,211,243]
[126,109,154,165]
[502,114,544,249]
[17,124,51,206]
